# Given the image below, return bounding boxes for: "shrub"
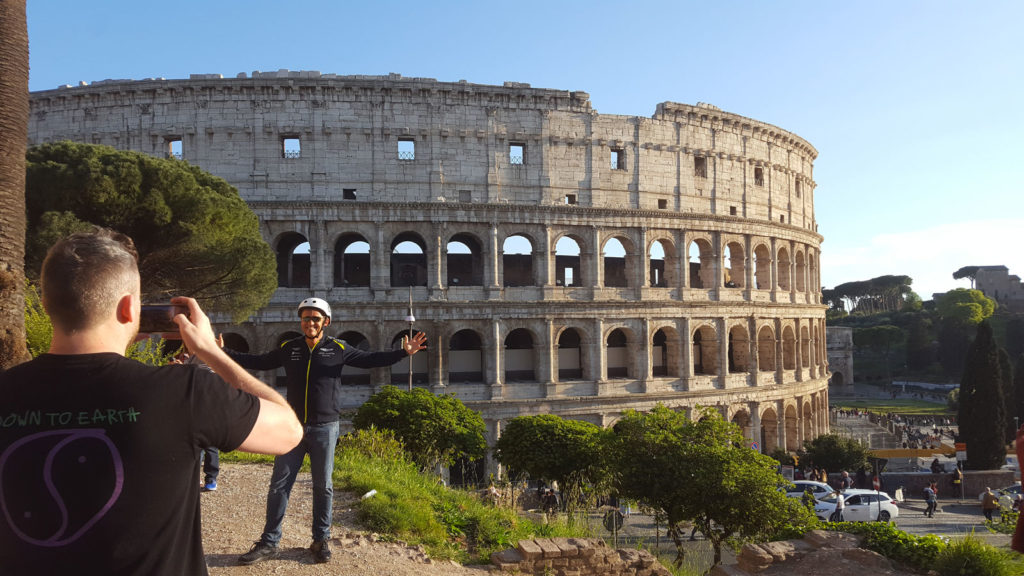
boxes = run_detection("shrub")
[933,534,1024,576]
[337,426,407,463]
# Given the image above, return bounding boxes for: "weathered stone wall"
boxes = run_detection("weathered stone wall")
[28,71,830,469]
[826,326,854,388]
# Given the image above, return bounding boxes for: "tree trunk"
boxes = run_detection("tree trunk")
[0,0,31,370]
[666,522,687,567]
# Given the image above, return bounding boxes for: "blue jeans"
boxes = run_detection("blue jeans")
[201,446,219,483]
[260,421,340,545]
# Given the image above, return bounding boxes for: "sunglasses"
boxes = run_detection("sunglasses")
[300,316,325,324]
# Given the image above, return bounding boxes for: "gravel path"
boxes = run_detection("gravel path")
[201,462,491,575]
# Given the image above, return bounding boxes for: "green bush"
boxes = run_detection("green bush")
[933,534,1024,576]
[337,426,407,463]
[334,444,587,563]
[24,281,51,358]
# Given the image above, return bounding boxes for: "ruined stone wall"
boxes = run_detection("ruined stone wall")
[826,326,854,388]
[28,71,829,468]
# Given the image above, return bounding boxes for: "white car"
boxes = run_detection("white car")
[813,489,899,522]
[783,481,834,501]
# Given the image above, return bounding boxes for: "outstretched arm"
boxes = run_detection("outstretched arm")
[171,296,302,455]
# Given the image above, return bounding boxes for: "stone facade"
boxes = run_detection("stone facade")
[826,326,854,389]
[975,265,1024,313]
[28,70,830,475]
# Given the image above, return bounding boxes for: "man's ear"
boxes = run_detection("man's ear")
[323,317,331,328]
[116,293,137,325]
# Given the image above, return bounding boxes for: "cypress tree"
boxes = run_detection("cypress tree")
[1000,348,1015,443]
[958,321,1006,470]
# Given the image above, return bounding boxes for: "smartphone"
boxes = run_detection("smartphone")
[139,304,189,333]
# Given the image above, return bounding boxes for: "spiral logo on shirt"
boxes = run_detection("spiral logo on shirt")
[0,429,124,547]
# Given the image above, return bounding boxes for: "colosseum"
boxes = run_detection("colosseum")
[28,70,829,479]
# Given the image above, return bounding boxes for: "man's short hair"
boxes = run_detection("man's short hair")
[41,227,139,331]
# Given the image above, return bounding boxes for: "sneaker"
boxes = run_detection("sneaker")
[310,539,332,564]
[238,541,278,565]
[202,480,217,492]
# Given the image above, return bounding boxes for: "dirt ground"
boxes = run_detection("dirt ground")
[201,462,491,575]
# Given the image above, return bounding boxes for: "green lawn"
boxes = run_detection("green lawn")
[832,399,953,416]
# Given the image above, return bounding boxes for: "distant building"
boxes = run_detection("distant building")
[826,327,853,389]
[975,266,1024,313]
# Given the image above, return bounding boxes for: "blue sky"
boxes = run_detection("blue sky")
[26,0,1024,299]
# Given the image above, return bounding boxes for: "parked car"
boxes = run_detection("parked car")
[782,480,834,501]
[813,489,899,522]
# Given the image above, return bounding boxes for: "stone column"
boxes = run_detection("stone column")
[639,228,650,288]
[639,318,652,392]
[681,317,693,386]
[544,319,558,397]
[750,403,762,452]
[490,319,503,400]
[429,227,444,293]
[312,219,328,291]
[776,400,787,453]
[487,224,501,299]
[484,419,502,480]
[594,317,607,394]
[794,318,804,381]
[718,317,729,387]
[372,220,389,296]
[591,226,602,288]
[431,328,447,392]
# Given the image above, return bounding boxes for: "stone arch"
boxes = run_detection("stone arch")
[556,327,585,380]
[723,239,745,288]
[651,325,681,377]
[753,243,771,290]
[761,406,779,452]
[648,237,676,288]
[757,325,776,372]
[688,237,714,289]
[777,246,792,291]
[802,400,813,440]
[809,252,819,299]
[275,231,310,288]
[554,234,585,287]
[602,235,634,288]
[782,325,796,370]
[391,329,430,386]
[502,233,536,287]
[449,328,484,383]
[785,404,799,451]
[390,232,428,287]
[447,232,484,287]
[334,233,370,287]
[605,327,634,379]
[728,323,750,373]
[795,250,806,293]
[731,408,753,441]
[337,330,371,385]
[220,332,250,353]
[504,328,536,382]
[692,323,718,375]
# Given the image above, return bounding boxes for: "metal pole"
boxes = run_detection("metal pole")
[406,286,415,391]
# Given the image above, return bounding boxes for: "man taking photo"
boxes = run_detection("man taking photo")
[0,228,303,575]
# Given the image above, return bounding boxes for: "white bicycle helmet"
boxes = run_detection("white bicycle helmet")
[297,297,331,320]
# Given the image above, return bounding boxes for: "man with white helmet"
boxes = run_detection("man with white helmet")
[226,297,427,565]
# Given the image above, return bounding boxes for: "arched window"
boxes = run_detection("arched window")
[606,329,628,378]
[449,329,484,383]
[728,325,750,373]
[754,244,771,290]
[688,239,714,289]
[723,241,745,288]
[504,328,536,382]
[603,237,628,288]
[276,233,310,288]
[557,329,583,380]
[555,237,582,287]
[390,233,427,287]
[447,233,483,286]
[692,325,718,375]
[777,247,792,291]
[502,234,535,287]
[334,234,370,287]
[757,326,776,372]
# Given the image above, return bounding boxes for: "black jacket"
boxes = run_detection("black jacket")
[225,336,406,424]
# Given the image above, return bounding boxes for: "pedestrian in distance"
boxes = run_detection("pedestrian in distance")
[0,228,302,576]
[228,297,428,566]
[981,487,1000,522]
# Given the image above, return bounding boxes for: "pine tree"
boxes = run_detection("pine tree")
[958,321,1006,470]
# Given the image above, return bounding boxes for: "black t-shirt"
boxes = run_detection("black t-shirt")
[0,353,260,576]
